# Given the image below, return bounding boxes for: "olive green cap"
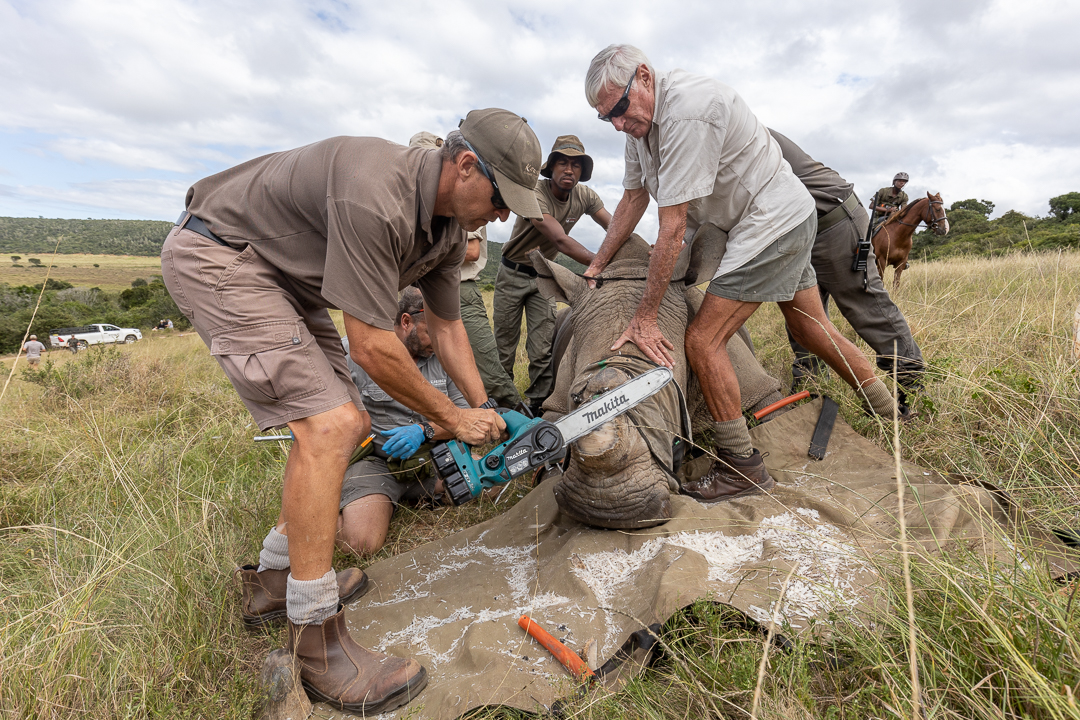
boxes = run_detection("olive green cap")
[409,131,443,149]
[459,108,542,219]
[540,135,594,183]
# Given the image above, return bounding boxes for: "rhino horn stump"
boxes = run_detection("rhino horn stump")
[259,648,312,720]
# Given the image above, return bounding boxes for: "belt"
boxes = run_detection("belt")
[501,256,538,277]
[816,192,860,235]
[176,211,230,248]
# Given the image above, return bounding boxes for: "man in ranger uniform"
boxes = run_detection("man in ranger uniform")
[870,172,910,232]
[162,109,541,714]
[770,131,925,409]
[493,135,612,414]
[410,132,521,408]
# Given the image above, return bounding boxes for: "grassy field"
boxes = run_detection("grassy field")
[0,251,1078,719]
[1,254,162,292]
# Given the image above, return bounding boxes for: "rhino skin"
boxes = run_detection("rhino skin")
[529,229,784,529]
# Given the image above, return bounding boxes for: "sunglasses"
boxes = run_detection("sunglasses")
[598,71,636,122]
[461,138,508,211]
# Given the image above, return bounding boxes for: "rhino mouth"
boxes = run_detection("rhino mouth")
[553,365,673,529]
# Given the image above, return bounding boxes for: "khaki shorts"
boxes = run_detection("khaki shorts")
[340,457,441,510]
[26,357,41,367]
[707,212,818,303]
[160,226,362,430]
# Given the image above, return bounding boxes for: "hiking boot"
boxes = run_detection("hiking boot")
[238,566,370,628]
[289,605,427,713]
[681,449,775,502]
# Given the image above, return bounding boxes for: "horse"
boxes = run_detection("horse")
[872,192,949,288]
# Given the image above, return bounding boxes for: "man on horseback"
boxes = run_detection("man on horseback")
[870,172,909,232]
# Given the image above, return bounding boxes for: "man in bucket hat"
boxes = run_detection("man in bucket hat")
[161,108,540,714]
[494,135,612,414]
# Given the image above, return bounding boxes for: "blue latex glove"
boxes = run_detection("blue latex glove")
[380,424,425,460]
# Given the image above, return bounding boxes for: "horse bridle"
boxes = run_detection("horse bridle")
[893,197,947,233]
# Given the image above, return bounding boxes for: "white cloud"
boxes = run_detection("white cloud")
[0,0,1078,230]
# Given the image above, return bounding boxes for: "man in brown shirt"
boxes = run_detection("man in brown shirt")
[494,135,611,412]
[161,109,541,714]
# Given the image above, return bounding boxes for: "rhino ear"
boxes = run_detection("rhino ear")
[528,249,585,305]
[682,223,728,286]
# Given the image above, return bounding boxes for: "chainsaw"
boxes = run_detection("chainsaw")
[432,366,673,506]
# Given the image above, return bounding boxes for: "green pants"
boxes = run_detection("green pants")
[493,263,555,404]
[787,202,924,393]
[459,279,521,408]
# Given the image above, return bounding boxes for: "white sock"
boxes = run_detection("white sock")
[287,570,339,625]
[257,527,289,573]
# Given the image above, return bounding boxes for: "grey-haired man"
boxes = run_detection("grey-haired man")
[162,109,540,713]
[583,44,900,502]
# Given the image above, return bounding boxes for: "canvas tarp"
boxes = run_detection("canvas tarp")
[318,399,1077,719]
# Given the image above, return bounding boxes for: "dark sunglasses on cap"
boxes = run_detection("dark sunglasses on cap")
[598,71,636,122]
[460,138,508,211]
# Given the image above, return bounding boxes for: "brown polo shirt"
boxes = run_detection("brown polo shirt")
[501,179,604,264]
[185,137,465,331]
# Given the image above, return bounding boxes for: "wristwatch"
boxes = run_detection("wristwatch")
[419,421,435,442]
[479,397,498,410]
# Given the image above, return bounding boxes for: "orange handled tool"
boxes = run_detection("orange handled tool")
[517,615,596,681]
[753,390,810,420]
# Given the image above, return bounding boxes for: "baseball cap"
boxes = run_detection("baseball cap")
[458,109,543,219]
[540,135,594,183]
[409,131,443,149]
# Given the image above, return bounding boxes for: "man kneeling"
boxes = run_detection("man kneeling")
[337,287,470,555]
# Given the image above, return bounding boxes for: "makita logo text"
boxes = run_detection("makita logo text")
[583,393,629,423]
[506,447,529,461]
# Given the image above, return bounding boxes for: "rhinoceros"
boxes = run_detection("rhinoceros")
[528,229,786,529]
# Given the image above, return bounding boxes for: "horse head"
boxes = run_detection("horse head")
[925,192,949,236]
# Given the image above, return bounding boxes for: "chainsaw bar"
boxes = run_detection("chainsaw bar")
[554,366,674,445]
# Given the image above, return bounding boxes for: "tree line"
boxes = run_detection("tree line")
[911,192,1080,260]
[0,277,184,355]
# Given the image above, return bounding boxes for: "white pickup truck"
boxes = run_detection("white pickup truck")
[49,324,143,349]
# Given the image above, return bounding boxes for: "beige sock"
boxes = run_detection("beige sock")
[713,417,754,458]
[287,570,338,625]
[860,379,897,418]
[257,527,289,572]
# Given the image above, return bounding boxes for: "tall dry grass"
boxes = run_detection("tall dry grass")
[1,251,1078,719]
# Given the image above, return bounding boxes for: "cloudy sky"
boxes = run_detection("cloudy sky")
[1,0,1078,249]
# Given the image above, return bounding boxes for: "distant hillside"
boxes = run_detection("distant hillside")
[0,217,173,256]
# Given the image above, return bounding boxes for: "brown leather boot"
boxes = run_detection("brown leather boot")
[681,449,775,502]
[289,605,427,713]
[238,566,369,628]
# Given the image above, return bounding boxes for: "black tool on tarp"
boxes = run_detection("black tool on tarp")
[808,396,839,460]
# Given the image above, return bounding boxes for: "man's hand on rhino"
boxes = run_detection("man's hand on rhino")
[612,316,676,368]
[451,408,507,447]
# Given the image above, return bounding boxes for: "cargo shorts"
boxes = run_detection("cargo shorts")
[707,211,818,303]
[340,457,441,511]
[160,226,362,430]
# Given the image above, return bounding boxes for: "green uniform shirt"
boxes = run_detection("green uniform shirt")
[501,179,604,264]
[872,186,908,213]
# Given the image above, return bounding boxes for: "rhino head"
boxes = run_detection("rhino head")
[528,228,782,529]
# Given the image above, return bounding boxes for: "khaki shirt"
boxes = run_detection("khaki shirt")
[459,228,487,283]
[186,138,466,331]
[622,70,814,278]
[502,179,604,264]
[342,338,468,433]
[872,187,908,213]
[768,130,853,215]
